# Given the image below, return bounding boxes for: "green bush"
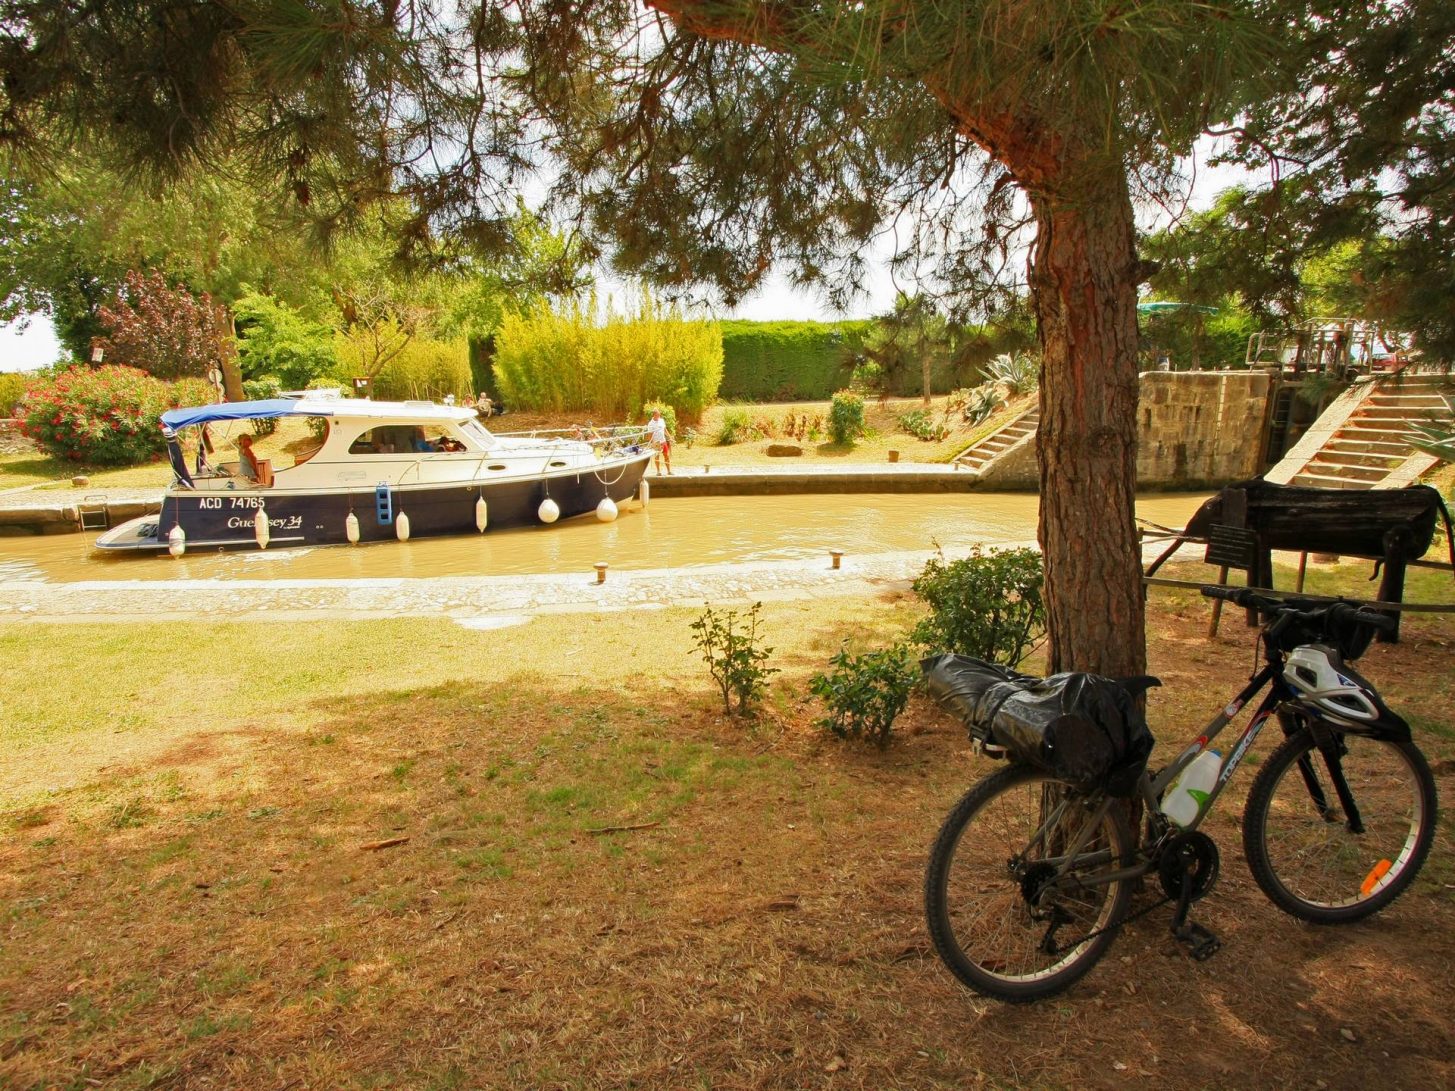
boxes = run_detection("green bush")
[370,338,473,403]
[242,376,284,435]
[828,389,866,445]
[910,546,1046,666]
[494,293,722,423]
[689,601,778,717]
[810,643,917,749]
[897,407,948,441]
[19,365,175,464]
[234,292,338,390]
[0,372,28,417]
[716,406,751,445]
[718,319,870,401]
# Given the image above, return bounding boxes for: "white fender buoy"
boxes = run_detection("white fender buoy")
[395,511,411,541]
[167,524,186,557]
[639,478,650,507]
[538,497,560,524]
[475,496,488,532]
[345,511,360,544]
[596,497,618,523]
[254,507,270,550]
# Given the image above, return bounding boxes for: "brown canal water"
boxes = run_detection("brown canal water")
[0,492,1209,585]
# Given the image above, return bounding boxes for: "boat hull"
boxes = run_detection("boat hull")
[96,455,651,552]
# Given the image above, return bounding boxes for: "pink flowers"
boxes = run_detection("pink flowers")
[21,365,191,466]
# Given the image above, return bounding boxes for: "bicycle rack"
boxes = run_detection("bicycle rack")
[77,495,110,531]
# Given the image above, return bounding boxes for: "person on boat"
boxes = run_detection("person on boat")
[646,408,673,475]
[412,427,436,452]
[235,433,261,481]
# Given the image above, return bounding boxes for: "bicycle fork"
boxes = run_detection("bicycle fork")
[1297,723,1366,833]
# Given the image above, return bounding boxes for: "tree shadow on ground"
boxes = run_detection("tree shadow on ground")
[3,655,1451,1090]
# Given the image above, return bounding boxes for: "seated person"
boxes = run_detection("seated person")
[235,433,261,481]
[438,435,465,452]
[412,427,436,452]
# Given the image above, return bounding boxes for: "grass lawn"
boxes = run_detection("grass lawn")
[2,562,1452,1088]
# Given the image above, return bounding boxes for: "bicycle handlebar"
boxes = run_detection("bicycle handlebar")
[1199,586,1397,633]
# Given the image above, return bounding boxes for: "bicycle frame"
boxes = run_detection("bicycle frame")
[1023,659,1293,891]
[1138,659,1290,834]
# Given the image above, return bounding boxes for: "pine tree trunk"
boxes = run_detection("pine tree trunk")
[1027,170,1146,679]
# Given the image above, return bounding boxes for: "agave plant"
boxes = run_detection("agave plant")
[983,352,1039,396]
[1410,423,1455,462]
[966,382,1003,424]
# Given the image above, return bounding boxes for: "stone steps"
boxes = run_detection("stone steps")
[954,410,1039,473]
[1276,372,1452,489]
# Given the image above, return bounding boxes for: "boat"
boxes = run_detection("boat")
[95,395,654,553]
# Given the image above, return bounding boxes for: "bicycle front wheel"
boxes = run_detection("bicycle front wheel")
[925,765,1134,1003]
[1243,729,1437,924]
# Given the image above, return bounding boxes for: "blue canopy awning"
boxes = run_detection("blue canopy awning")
[160,399,329,429]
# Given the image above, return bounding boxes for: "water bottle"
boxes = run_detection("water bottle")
[1161,749,1222,828]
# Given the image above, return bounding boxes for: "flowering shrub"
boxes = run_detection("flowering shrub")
[20,365,175,464]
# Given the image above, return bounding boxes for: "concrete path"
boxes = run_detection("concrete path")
[0,550,933,624]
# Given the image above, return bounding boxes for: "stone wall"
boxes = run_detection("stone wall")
[978,370,1273,490]
[1138,370,1271,488]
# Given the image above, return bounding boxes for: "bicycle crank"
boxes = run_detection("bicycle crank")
[1159,831,1223,961]
[1157,831,1221,903]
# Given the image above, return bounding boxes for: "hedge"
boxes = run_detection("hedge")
[718,320,870,401]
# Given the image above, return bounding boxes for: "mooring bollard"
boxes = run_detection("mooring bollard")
[594,562,608,584]
[830,550,843,570]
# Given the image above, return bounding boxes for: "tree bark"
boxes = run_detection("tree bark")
[1027,168,1146,678]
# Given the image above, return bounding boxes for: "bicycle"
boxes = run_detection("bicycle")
[923,585,1439,1003]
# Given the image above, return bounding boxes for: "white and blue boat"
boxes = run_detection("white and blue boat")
[95,395,653,553]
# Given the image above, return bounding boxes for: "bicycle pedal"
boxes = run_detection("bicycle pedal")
[1174,922,1221,961]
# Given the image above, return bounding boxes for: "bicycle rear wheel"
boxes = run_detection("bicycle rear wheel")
[924,765,1134,1003]
[1243,728,1437,924]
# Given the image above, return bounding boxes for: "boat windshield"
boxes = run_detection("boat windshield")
[459,418,497,449]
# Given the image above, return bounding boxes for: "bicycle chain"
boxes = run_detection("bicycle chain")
[1046,892,1173,956]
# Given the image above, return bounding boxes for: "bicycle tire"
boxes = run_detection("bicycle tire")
[925,764,1134,1003]
[1243,728,1437,924]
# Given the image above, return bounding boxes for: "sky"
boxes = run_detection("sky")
[0,143,1262,374]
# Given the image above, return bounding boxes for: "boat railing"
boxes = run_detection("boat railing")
[493,424,652,456]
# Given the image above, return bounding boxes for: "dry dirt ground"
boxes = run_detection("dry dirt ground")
[2,585,1453,1090]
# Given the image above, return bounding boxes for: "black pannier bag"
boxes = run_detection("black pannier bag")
[922,654,1157,796]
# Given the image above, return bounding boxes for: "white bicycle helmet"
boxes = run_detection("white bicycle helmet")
[1283,644,1381,725]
